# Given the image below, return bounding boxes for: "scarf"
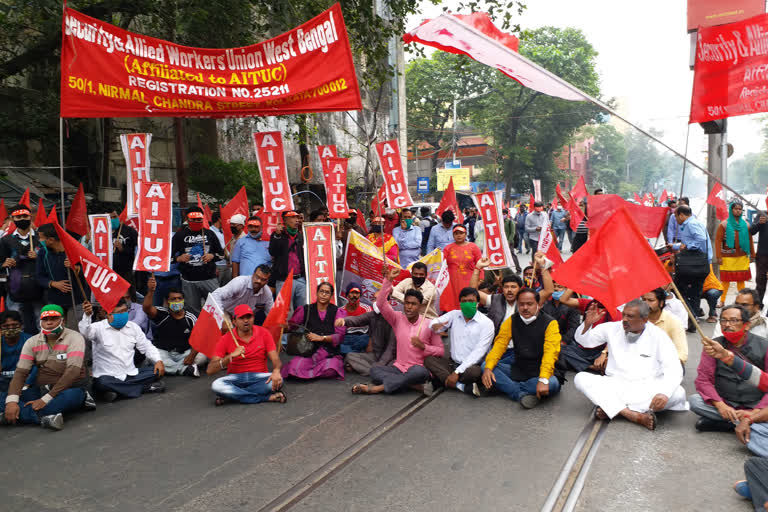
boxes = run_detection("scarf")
[725,202,750,253]
[750,311,767,331]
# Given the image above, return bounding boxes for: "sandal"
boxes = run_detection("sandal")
[594,406,609,421]
[351,384,371,394]
[270,390,287,403]
[215,396,227,407]
[706,317,717,323]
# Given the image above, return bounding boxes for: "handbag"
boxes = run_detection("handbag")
[286,306,315,357]
[675,237,709,279]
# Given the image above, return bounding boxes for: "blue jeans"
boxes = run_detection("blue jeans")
[211,372,275,404]
[341,333,370,355]
[554,228,566,250]
[0,387,85,424]
[703,289,723,317]
[490,363,561,401]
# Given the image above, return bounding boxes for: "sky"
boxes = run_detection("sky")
[406,0,766,170]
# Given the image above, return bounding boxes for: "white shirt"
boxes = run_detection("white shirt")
[210,225,228,265]
[574,320,683,398]
[663,297,688,325]
[78,315,161,380]
[209,275,274,315]
[430,310,494,373]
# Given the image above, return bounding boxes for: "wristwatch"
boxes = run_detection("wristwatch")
[538,377,549,385]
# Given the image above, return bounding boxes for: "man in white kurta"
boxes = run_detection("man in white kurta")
[573,299,688,430]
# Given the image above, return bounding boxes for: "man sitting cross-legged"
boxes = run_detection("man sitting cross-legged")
[425,287,494,396]
[207,304,285,406]
[574,298,687,430]
[351,267,443,396]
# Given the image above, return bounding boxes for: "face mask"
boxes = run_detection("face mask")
[552,291,564,301]
[404,218,413,229]
[371,225,383,233]
[535,207,543,213]
[124,299,132,308]
[109,312,130,329]
[249,231,262,239]
[14,219,30,230]
[111,217,120,230]
[230,226,240,235]
[286,226,299,236]
[625,331,642,344]
[723,326,747,344]
[39,240,48,252]
[411,276,426,288]
[188,222,204,232]
[2,327,22,338]
[520,314,537,325]
[460,301,478,319]
[40,320,64,336]
[169,300,185,312]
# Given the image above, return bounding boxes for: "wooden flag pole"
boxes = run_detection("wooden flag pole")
[667,279,707,340]
[416,292,436,336]
[222,314,246,358]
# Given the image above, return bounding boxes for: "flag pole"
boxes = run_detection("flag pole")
[667,279,706,339]
[416,292,435,336]
[222,315,246,358]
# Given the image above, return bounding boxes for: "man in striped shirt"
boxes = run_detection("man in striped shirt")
[2,304,89,430]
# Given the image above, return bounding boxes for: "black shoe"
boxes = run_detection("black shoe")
[147,380,166,393]
[83,391,97,410]
[695,417,735,432]
[686,322,697,333]
[520,394,540,409]
[182,365,200,378]
[40,413,64,431]
[101,391,118,403]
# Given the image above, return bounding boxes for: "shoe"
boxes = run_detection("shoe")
[147,380,166,393]
[0,415,9,426]
[101,391,118,403]
[733,480,752,500]
[421,381,434,397]
[520,394,540,409]
[695,417,735,432]
[182,365,200,378]
[472,382,490,398]
[83,391,97,410]
[40,413,64,431]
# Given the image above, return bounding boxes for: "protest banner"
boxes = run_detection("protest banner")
[120,133,152,216]
[473,190,514,269]
[323,157,350,218]
[302,223,336,304]
[341,230,407,308]
[316,144,337,188]
[375,139,414,208]
[253,132,294,213]
[60,4,362,118]
[533,179,542,202]
[133,182,173,272]
[89,214,113,268]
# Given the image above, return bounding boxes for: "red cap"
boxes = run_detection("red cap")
[282,210,300,218]
[188,212,204,220]
[452,224,467,233]
[233,304,254,318]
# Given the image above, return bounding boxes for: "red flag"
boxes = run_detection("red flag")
[253,132,294,213]
[203,204,213,224]
[189,293,227,358]
[643,193,654,207]
[65,183,88,236]
[220,186,249,246]
[0,296,5,313]
[197,193,210,229]
[659,189,668,204]
[587,194,668,238]
[529,194,536,209]
[33,198,47,227]
[134,182,173,272]
[303,223,336,304]
[264,273,293,328]
[552,207,671,314]
[538,227,563,270]
[47,205,58,225]
[375,139,414,208]
[555,184,568,206]
[570,176,588,202]
[371,184,387,215]
[19,188,30,208]
[118,204,128,224]
[707,182,729,221]
[633,193,642,203]
[323,157,350,218]
[436,177,464,223]
[53,221,130,313]
[566,198,584,231]
[355,208,368,235]
[0,199,7,222]
[551,198,558,210]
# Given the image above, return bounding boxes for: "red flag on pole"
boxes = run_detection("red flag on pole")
[355,208,368,235]
[264,273,293,328]
[633,192,642,203]
[118,203,128,224]
[529,194,536,209]
[19,188,30,208]
[570,176,588,202]
[65,183,88,236]
[707,182,729,221]
[555,184,568,206]
[33,198,47,227]
[196,193,210,229]
[659,190,668,204]
[370,184,387,216]
[47,205,58,225]
[189,293,227,358]
[220,186,249,246]
[587,194,668,238]
[538,226,563,270]
[552,207,672,314]
[436,177,464,223]
[566,198,584,231]
[0,296,5,313]
[0,199,7,223]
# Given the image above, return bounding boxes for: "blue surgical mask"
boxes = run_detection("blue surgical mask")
[552,291,564,301]
[109,312,129,329]
[111,218,120,230]
[39,240,48,252]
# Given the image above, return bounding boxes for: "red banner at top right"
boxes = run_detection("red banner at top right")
[690,13,768,124]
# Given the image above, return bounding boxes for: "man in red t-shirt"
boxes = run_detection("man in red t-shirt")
[206,304,285,405]
[339,282,372,355]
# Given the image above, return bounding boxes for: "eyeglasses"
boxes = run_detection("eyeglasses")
[317,289,332,296]
[719,318,744,325]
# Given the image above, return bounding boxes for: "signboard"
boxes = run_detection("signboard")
[687,0,764,31]
[437,168,471,191]
[445,160,462,169]
[417,177,430,193]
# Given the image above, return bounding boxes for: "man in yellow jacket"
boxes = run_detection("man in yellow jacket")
[480,287,561,409]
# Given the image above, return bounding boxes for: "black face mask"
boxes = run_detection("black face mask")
[371,225,383,233]
[230,226,240,235]
[412,276,426,287]
[14,219,31,230]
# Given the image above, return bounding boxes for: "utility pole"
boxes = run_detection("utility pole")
[706,119,726,275]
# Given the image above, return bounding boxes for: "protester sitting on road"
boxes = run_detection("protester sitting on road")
[3,305,90,430]
[282,282,346,380]
[207,304,285,405]
[480,288,562,409]
[143,275,206,377]
[690,305,768,432]
[337,282,372,355]
[80,299,165,402]
[573,299,687,430]
[426,287,494,396]
[713,288,768,339]
[0,311,37,406]
[390,262,437,319]
[556,294,616,375]
[209,264,274,325]
[336,301,396,376]
[231,216,271,278]
[351,267,443,395]
[541,281,581,347]
[701,265,724,323]
[124,286,152,339]
[642,288,688,365]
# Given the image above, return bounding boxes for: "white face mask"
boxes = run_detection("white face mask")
[625,331,642,343]
[520,314,537,325]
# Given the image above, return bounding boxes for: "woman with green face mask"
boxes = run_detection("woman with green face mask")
[392,209,421,268]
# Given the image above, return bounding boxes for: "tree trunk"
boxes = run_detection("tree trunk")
[174,117,188,207]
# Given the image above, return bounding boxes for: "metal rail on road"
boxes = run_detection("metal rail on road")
[257,389,443,512]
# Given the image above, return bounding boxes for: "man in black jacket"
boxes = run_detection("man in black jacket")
[109,208,138,285]
[268,210,306,314]
[750,213,768,304]
[0,204,44,333]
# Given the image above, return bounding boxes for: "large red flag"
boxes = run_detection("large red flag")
[552,207,672,314]
[53,221,129,313]
[189,293,227,358]
[586,194,668,238]
[566,198,585,231]
[570,176,588,202]
[220,187,249,246]
[65,183,88,236]
[118,203,128,224]
[436,177,464,223]
[33,198,47,227]
[19,188,30,208]
[529,194,536,209]
[555,184,568,206]
[707,182,729,221]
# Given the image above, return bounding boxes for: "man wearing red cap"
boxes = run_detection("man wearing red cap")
[440,223,482,313]
[207,304,285,405]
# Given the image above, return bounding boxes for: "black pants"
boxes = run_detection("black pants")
[745,456,768,511]
[756,254,768,305]
[94,368,159,398]
[675,273,705,325]
[423,356,482,387]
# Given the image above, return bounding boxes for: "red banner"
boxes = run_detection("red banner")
[54,222,129,313]
[473,190,514,270]
[375,139,414,209]
[707,182,729,220]
[120,133,152,216]
[323,157,350,218]
[302,223,336,304]
[690,13,768,123]
[317,144,337,188]
[133,182,173,272]
[89,214,113,268]
[253,131,294,213]
[60,5,362,118]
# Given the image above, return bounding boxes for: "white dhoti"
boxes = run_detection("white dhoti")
[574,372,689,419]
